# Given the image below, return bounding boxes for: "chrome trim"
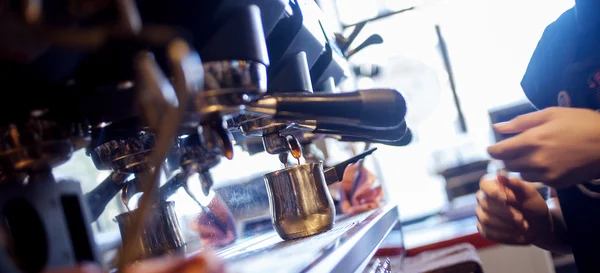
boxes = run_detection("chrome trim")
[262,133,288,155]
[239,116,286,136]
[92,131,156,173]
[209,205,399,273]
[263,162,335,240]
[245,97,277,116]
[195,60,267,118]
[203,60,267,92]
[115,201,186,262]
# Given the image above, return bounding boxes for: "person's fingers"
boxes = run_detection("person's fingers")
[342,191,381,215]
[359,168,377,186]
[340,179,350,204]
[191,222,226,239]
[476,205,527,231]
[206,195,233,220]
[340,165,377,205]
[202,236,233,248]
[44,264,104,273]
[477,223,526,245]
[341,199,353,214]
[502,176,540,201]
[79,264,104,273]
[350,169,375,204]
[225,230,236,242]
[353,186,383,205]
[521,171,567,188]
[503,156,543,173]
[340,162,360,191]
[343,161,360,178]
[346,203,378,215]
[487,133,536,160]
[184,252,226,273]
[520,172,546,185]
[493,109,553,134]
[498,175,526,199]
[476,191,524,224]
[124,256,187,273]
[479,178,515,203]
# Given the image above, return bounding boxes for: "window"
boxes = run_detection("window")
[335,0,573,221]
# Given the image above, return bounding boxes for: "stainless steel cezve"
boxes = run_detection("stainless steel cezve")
[263,148,377,240]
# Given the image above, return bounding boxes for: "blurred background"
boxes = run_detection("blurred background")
[43,0,576,271]
[0,0,584,272]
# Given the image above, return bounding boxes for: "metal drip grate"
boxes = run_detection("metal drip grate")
[220,211,374,273]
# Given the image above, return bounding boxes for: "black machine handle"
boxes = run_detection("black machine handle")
[346,34,383,58]
[314,120,407,144]
[338,22,367,52]
[85,173,129,222]
[271,89,406,129]
[323,148,377,185]
[339,128,413,147]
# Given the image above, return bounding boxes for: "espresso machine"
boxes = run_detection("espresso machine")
[0,0,412,272]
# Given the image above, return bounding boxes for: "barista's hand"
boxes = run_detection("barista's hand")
[123,251,226,273]
[43,264,103,273]
[488,107,600,188]
[340,162,384,215]
[190,195,237,248]
[42,251,227,273]
[476,174,552,246]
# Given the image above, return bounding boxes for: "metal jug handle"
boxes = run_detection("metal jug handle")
[323,147,377,185]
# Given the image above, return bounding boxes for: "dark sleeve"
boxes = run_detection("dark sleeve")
[574,0,600,32]
[521,8,576,110]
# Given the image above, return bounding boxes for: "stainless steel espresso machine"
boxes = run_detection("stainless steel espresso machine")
[0,0,412,272]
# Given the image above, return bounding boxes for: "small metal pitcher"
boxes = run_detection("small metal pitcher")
[264,162,335,240]
[263,148,377,240]
[115,201,186,262]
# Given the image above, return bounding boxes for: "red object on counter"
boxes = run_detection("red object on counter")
[376,217,499,258]
[406,232,496,257]
[376,246,405,257]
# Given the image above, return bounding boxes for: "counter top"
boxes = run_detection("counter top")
[201,205,399,273]
[403,216,495,256]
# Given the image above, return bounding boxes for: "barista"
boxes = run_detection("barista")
[339,162,384,215]
[476,2,600,272]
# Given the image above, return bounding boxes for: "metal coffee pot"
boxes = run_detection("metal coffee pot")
[114,201,186,262]
[263,148,377,240]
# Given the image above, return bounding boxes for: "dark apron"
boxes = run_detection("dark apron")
[522,6,600,273]
[558,187,600,273]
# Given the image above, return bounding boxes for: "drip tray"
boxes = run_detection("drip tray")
[213,205,399,273]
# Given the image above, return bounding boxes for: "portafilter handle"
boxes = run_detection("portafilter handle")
[323,148,377,185]
[158,172,187,202]
[340,128,413,147]
[312,120,409,145]
[249,89,406,129]
[85,172,129,222]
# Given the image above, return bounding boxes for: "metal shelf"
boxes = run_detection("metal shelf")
[214,205,399,273]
